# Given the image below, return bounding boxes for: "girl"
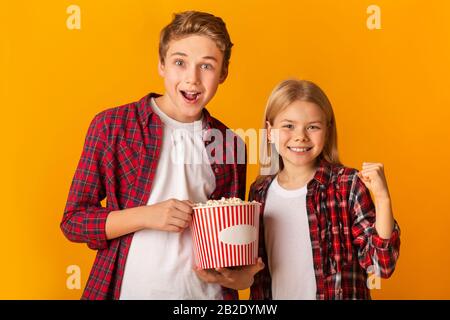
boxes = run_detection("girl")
[249,79,400,300]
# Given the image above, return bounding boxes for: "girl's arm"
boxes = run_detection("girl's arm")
[351,163,401,278]
[358,162,394,239]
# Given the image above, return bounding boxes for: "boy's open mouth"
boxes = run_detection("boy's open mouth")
[180,90,201,103]
[288,146,313,153]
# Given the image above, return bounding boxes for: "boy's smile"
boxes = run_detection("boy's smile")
[156,35,227,123]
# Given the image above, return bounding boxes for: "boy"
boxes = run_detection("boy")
[61,11,263,300]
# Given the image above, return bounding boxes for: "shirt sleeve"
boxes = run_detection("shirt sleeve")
[60,113,111,250]
[350,174,401,278]
[237,143,247,201]
[248,182,272,300]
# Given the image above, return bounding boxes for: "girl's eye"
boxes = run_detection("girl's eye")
[282,124,294,129]
[308,125,320,130]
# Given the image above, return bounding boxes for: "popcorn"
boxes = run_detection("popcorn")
[191,197,261,269]
[194,197,257,207]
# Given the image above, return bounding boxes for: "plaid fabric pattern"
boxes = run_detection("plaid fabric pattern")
[249,160,400,300]
[61,93,246,300]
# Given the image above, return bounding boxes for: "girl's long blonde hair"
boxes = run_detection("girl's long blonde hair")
[259,79,341,177]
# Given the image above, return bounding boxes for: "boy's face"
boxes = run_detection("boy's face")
[157,35,227,123]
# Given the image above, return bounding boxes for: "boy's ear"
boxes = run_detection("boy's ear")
[219,67,228,84]
[158,59,165,77]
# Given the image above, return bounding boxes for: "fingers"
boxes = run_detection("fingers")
[165,225,182,232]
[360,163,385,177]
[171,199,194,214]
[361,162,384,172]
[183,199,196,207]
[244,257,265,274]
[215,267,233,280]
[255,257,265,272]
[168,216,191,229]
[215,258,265,279]
[194,268,224,284]
[195,259,266,290]
[166,199,194,231]
[171,209,192,223]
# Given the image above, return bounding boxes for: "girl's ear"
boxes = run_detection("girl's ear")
[266,121,273,143]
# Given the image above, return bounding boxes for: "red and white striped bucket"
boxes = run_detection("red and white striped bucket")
[190,203,261,269]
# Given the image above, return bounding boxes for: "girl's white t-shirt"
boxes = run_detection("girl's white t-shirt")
[119,98,222,300]
[263,176,317,300]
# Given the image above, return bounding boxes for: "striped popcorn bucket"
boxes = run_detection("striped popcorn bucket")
[190,202,261,269]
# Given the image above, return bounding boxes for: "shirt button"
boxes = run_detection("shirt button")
[214,167,220,174]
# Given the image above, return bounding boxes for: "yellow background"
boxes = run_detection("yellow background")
[2,0,450,299]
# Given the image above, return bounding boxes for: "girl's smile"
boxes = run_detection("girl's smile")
[287,146,313,153]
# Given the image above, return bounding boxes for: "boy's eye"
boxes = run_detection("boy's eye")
[174,60,184,66]
[200,63,213,70]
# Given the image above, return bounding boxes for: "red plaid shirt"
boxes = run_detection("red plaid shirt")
[249,160,400,300]
[61,93,246,300]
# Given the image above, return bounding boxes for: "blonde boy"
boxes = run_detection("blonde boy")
[61,11,262,300]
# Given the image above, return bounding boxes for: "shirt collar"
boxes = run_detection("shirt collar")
[138,92,215,129]
[254,159,334,193]
[312,158,333,186]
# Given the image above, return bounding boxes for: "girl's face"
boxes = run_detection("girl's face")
[268,100,327,170]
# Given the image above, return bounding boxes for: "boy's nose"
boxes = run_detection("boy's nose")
[185,67,200,85]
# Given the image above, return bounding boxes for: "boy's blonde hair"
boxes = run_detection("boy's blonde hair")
[260,79,341,175]
[159,11,233,75]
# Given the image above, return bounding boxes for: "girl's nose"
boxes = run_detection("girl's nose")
[295,130,309,142]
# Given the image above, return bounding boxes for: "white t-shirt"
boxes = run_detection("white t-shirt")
[119,98,222,300]
[263,176,317,300]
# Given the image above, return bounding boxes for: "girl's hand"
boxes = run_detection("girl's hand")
[194,258,265,290]
[357,162,391,201]
[358,162,395,239]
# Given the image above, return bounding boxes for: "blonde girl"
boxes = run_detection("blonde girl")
[249,79,400,300]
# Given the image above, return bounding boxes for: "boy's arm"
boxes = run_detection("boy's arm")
[350,174,401,278]
[105,199,194,240]
[60,114,111,250]
[60,114,194,248]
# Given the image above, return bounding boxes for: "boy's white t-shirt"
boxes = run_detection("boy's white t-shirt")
[263,176,317,300]
[119,98,223,300]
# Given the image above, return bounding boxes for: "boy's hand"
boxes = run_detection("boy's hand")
[357,162,391,201]
[194,258,265,290]
[141,199,194,232]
